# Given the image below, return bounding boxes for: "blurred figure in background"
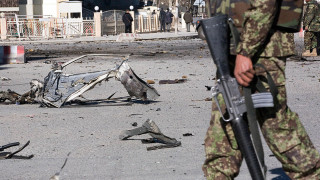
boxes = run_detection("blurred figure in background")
[165,8,174,32]
[302,0,320,56]
[183,9,193,32]
[122,9,133,33]
[159,8,166,32]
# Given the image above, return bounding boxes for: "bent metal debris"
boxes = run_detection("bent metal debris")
[0,55,160,107]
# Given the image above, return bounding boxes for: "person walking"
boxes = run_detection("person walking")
[165,8,173,32]
[302,0,320,56]
[122,9,133,33]
[183,10,193,32]
[202,0,320,179]
[159,8,166,32]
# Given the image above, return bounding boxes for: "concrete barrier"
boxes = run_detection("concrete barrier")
[0,46,26,64]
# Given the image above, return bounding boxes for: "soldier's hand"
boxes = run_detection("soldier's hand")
[234,54,255,87]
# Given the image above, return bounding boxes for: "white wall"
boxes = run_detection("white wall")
[42,0,58,17]
[59,2,82,13]
[19,0,82,18]
[59,1,82,18]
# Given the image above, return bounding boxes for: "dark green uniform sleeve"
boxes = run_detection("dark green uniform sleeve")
[236,0,278,58]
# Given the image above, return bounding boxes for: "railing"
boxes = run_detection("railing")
[0,12,166,40]
[135,15,159,33]
[3,16,95,39]
[83,20,95,36]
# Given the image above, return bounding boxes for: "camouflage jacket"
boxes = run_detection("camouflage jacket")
[208,0,297,58]
[303,0,320,32]
[236,0,295,58]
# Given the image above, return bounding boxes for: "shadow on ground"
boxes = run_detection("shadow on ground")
[270,168,290,180]
[0,66,12,70]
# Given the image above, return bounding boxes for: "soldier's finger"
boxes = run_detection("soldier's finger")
[240,72,252,82]
[237,73,250,87]
[244,71,254,79]
[249,68,255,75]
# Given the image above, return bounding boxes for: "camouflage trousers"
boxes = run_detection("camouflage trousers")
[202,56,320,179]
[304,31,319,51]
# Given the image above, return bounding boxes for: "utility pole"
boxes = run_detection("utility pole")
[175,0,178,34]
[169,0,172,9]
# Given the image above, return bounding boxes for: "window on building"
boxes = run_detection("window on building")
[70,12,80,18]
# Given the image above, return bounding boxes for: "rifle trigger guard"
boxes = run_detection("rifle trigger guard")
[212,86,233,122]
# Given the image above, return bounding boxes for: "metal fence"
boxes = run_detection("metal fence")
[101,10,159,35]
[101,10,125,36]
[135,15,159,33]
[4,15,95,39]
[1,12,163,39]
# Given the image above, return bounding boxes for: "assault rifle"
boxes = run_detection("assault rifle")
[201,15,274,180]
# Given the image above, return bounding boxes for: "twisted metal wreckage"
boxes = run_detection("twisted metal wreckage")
[0,55,160,107]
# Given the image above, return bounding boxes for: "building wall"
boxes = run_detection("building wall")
[42,0,57,17]
[0,0,19,7]
[59,1,82,18]
[0,0,19,13]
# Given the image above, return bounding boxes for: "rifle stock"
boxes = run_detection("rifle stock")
[201,15,265,180]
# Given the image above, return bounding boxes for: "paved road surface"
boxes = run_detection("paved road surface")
[0,34,319,180]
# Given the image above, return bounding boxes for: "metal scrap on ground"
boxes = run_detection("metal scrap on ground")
[159,78,187,84]
[0,55,160,107]
[0,81,41,104]
[119,119,181,151]
[49,152,71,180]
[0,141,33,160]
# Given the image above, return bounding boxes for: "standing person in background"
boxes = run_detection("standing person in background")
[165,8,174,32]
[183,10,193,32]
[159,8,166,32]
[302,0,320,56]
[122,9,133,33]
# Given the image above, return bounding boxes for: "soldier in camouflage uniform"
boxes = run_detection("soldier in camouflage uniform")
[303,0,320,56]
[202,0,320,179]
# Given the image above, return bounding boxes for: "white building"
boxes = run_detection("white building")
[19,0,82,18]
[59,1,82,18]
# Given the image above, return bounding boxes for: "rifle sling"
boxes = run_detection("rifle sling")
[244,85,267,177]
[243,63,278,177]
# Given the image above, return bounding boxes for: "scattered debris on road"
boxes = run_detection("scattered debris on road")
[191,97,212,101]
[1,77,11,81]
[119,119,181,151]
[0,141,33,160]
[0,55,160,107]
[159,78,187,84]
[0,81,41,104]
[205,85,212,91]
[146,80,155,84]
[50,152,71,180]
[131,122,138,127]
[183,133,194,137]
